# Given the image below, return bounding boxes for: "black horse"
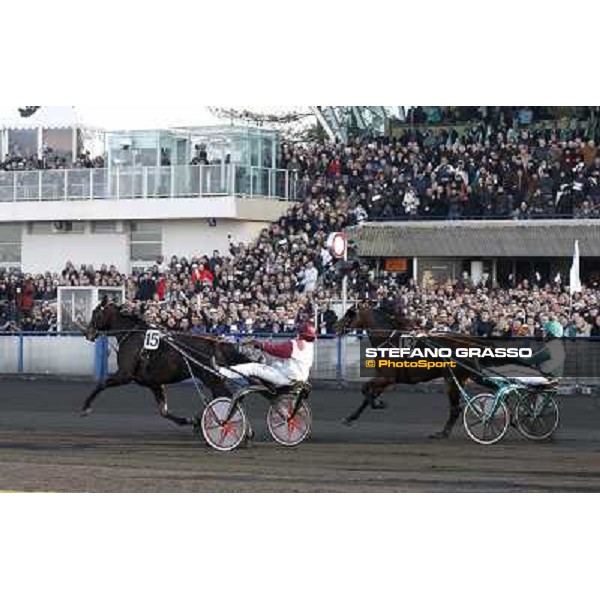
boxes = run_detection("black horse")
[336,303,512,439]
[82,298,251,426]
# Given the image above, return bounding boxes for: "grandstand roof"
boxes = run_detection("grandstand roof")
[0,106,88,130]
[311,107,406,142]
[349,221,600,258]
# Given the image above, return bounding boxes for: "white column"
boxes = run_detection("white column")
[412,257,418,284]
[72,128,77,162]
[268,168,272,198]
[143,167,148,199]
[37,127,43,159]
[342,242,348,316]
[470,260,484,285]
[341,241,348,380]
[285,169,289,200]
[229,164,235,195]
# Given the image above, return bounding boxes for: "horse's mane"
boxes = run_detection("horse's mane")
[112,304,148,328]
[373,306,416,332]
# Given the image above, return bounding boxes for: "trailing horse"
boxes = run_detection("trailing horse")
[82,297,251,426]
[336,304,518,439]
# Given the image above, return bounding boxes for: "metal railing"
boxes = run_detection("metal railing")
[0,165,298,202]
[370,212,598,221]
[0,332,348,382]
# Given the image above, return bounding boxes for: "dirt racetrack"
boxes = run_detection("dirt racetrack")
[1,379,600,492]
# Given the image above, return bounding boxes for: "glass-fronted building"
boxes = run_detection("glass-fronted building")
[107,125,280,170]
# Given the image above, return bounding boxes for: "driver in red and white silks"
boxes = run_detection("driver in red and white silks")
[226,323,316,388]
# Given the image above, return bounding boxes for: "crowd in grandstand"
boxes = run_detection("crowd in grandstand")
[284,116,600,221]
[374,273,600,338]
[1,149,105,171]
[3,258,600,339]
[2,109,600,336]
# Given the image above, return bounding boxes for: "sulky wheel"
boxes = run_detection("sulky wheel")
[267,394,312,447]
[514,391,560,442]
[463,393,510,445]
[201,397,247,452]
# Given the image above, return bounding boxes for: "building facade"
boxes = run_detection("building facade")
[0,117,297,273]
[350,221,600,286]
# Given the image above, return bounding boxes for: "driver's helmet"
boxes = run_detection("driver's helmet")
[299,322,317,342]
[544,320,563,339]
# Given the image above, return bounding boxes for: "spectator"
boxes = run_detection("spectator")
[299,261,318,293]
[136,273,156,301]
[472,310,495,337]
[191,263,214,288]
[320,304,338,334]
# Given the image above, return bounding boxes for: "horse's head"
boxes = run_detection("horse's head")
[335,304,369,335]
[86,296,118,341]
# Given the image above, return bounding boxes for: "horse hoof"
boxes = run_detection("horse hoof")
[80,408,92,418]
[342,417,355,427]
[371,400,388,410]
[429,431,448,440]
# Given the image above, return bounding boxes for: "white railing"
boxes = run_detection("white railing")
[0,165,298,202]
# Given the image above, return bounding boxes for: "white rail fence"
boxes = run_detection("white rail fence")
[0,334,360,381]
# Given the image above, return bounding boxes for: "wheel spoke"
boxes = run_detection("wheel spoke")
[467,405,482,421]
[268,401,311,446]
[488,419,501,437]
[482,421,489,439]
[516,395,559,439]
[470,404,484,419]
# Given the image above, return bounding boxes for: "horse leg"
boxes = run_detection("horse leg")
[365,377,391,410]
[342,377,391,426]
[342,398,370,426]
[152,384,191,427]
[80,373,132,417]
[430,379,462,440]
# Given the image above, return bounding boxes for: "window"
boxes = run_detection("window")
[56,221,85,233]
[28,222,53,234]
[42,128,73,162]
[0,224,22,263]
[28,221,84,234]
[8,129,38,156]
[92,221,117,234]
[130,221,162,262]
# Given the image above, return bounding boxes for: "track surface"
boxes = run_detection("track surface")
[1,380,600,492]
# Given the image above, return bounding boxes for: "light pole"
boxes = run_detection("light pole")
[328,231,349,314]
[342,241,348,317]
[328,232,349,383]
